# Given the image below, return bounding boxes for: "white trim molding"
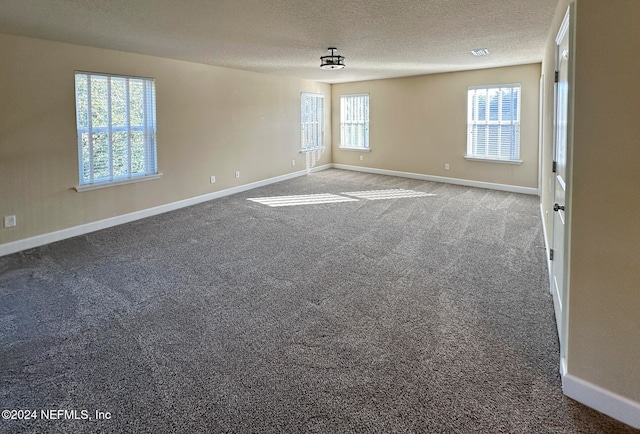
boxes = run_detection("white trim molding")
[563,373,640,429]
[300,146,326,154]
[0,165,332,257]
[464,156,522,165]
[0,163,534,257]
[332,164,538,195]
[339,147,371,152]
[74,173,163,192]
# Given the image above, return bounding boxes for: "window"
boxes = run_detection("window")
[467,84,521,162]
[301,93,324,151]
[340,94,369,150]
[75,72,158,188]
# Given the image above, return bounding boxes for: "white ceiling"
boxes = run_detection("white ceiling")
[0,0,558,84]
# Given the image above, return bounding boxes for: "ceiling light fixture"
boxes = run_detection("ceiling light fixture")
[320,47,345,70]
[471,48,490,56]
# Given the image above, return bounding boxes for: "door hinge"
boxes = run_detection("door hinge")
[555,71,559,83]
[552,161,557,173]
[550,249,554,261]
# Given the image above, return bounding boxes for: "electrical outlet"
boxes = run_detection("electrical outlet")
[235,171,240,178]
[445,163,450,170]
[4,215,16,228]
[291,159,296,166]
[359,155,364,161]
[210,176,216,184]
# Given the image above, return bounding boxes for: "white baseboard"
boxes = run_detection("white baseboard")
[0,166,331,257]
[0,163,536,257]
[332,164,539,195]
[308,163,332,174]
[563,373,640,429]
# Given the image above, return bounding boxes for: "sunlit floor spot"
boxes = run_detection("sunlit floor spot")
[341,189,436,200]
[247,193,359,207]
[248,189,435,207]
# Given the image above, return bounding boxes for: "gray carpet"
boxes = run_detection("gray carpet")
[0,169,637,433]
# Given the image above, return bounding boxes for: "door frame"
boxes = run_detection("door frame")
[551,3,576,377]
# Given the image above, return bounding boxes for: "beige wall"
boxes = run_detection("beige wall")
[0,34,331,244]
[331,64,541,188]
[542,0,640,404]
[569,0,640,401]
[0,34,540,248]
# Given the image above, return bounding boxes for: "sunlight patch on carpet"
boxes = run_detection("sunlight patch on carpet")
[341,189,436,200]
[247,193,359,207]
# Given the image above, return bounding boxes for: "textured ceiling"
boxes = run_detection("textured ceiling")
[0,0,558,83]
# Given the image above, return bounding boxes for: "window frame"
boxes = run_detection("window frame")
[466,83,522,164]
[300,92,324,152]
[74,71,160,191]
[340,93,370,151]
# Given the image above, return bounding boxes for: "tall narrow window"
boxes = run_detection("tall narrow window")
[301,93,324,151]
[467,84,521,162]
[75,72,158,188]
[340,94,369,150]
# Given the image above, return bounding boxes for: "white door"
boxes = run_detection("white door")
[551,6,572,372]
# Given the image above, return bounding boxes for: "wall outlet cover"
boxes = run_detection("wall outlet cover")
[4,215,16,228]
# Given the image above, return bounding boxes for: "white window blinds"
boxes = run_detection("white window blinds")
[301,93,324,151]
[75,72,157,186]
[467,84,521,161]
[340,94,369,149]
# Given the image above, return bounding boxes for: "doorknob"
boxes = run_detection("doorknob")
[553,203,565,212]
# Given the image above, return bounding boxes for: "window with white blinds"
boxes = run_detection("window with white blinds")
[75,72,158,187]
[467,84,521,162]
[340,94,369,149]
[301,93,324,151]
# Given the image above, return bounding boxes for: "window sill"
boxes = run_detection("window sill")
[300,147,326,154]
[464,156,522,165]
[74,173,163,192]
[339,146,370,152]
